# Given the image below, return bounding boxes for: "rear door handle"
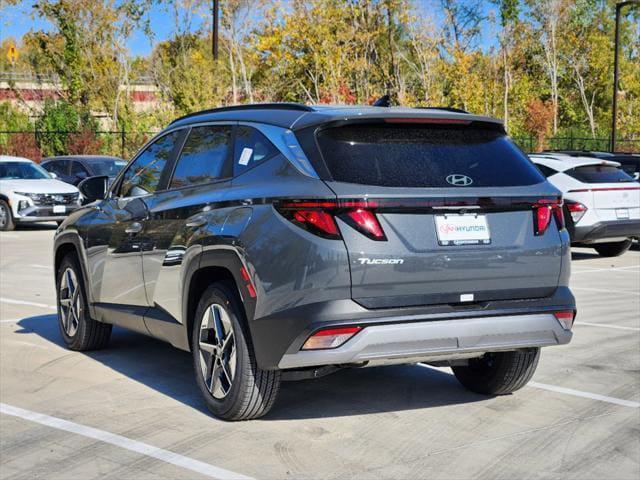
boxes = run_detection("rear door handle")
[125,222,143,234]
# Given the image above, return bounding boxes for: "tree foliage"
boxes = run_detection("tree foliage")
[2,0,639,149]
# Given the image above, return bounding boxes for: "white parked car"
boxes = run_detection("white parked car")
[0,155,80,231]
[530,153,640,257]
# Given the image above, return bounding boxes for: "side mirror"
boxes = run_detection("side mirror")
[78,175,109,203]
[49,172,58,179]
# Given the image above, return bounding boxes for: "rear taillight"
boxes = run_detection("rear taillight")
[342,209,386,240]
[276,200,386,241]
[534,199,564,235]
[554,311,575,330]
[302,326,362,350]
[565,200,587,224]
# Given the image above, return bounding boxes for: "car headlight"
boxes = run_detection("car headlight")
[14,192,42,201]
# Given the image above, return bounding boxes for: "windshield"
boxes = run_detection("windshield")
[91,159,127,177]
[0,162,51,180]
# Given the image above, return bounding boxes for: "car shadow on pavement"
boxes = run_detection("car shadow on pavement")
[571,250,601,260]
[16,314,486,420]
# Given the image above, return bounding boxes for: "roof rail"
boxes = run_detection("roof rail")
[416,106,470,114]
[170,103,314,124]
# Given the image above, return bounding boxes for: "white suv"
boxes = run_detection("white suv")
[531,153,640,256]
[0,155,80,231]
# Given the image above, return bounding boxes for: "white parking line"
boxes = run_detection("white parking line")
[528,382,640,408]
[417,364,639,408]
[573,266,640,274]
[0,298,56,310]
[571,286,640,296]
[0,403,253,480]
[575,321,640,332]
[0,318,22,324]
[29,264,52,270]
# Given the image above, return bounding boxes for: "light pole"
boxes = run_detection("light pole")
[212,0,219,61]
[611,1,638,152]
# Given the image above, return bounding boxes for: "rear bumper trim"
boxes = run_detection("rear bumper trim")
[278,313,571,369]
[572,219,640,243]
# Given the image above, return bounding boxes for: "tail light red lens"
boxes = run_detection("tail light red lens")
[344,209,386,240]
[302,326,362,350]
[292,210,340,238]
[554,310,575,330]
[277,200,386,241]
[534,199,564,235]
[565,200,587,224]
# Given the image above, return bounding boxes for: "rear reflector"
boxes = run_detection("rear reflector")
[302,326,362,350]
[554,311,575,330]
[565,200,588,224]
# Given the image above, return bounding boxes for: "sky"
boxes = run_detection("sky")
[0,0,500,58]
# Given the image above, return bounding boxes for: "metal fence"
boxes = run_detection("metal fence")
[0,130,638,162]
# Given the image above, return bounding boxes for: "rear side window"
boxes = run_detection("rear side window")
[170,126,232,188]
[233,126,279,176]
[535,164,558,178]
[565,165,634,184]
[44,160,69,176]
[315,123,544,187]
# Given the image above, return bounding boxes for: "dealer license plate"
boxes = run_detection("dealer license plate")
[435,214,491,246]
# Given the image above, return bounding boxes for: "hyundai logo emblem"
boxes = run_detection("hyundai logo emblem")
[445,174,473,186]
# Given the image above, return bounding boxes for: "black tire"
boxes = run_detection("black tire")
[192,282,280,421]
[0,199,15,231]
[452,348,540,395]
[56,253,112,351]
[593,239,632,257]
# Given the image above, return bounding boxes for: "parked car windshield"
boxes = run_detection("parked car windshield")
[90,159,128,177]
[0,162,51,180]
[565,165,635,183]
[315,122,544,187]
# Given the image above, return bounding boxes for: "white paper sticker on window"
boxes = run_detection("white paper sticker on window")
[238,147,253,166]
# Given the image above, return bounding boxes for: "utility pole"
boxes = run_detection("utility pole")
[212,0,219,61]
[611,1,638,152]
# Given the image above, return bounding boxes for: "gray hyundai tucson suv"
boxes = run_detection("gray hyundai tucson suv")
[53,103,576,420]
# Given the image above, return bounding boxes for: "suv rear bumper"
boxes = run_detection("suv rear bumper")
[278,312,571,369]
[572,219,640,243]
[250,287,575,370]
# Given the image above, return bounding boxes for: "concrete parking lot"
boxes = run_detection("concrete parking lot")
[0,226,638,480]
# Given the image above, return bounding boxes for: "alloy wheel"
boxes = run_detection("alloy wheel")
[59,267,81,337]
[0,204,7,228]
[198,303,237,399]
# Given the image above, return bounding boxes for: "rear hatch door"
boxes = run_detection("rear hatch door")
[565,164,640,221]
[314,120,565,308]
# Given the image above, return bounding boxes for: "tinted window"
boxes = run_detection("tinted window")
[170,126,231,188]
[119,131,179,197]
[91,159,127,177]
[316,123,544,187]
[70,161,89,178]
[43,160,69,176]
[535,164,558,178]
[565,165,634,184]
[234,126,279,175]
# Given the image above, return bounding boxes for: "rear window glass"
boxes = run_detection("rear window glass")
[315,123,544,187]
[565,165,634,184]
[535,164,558,178]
